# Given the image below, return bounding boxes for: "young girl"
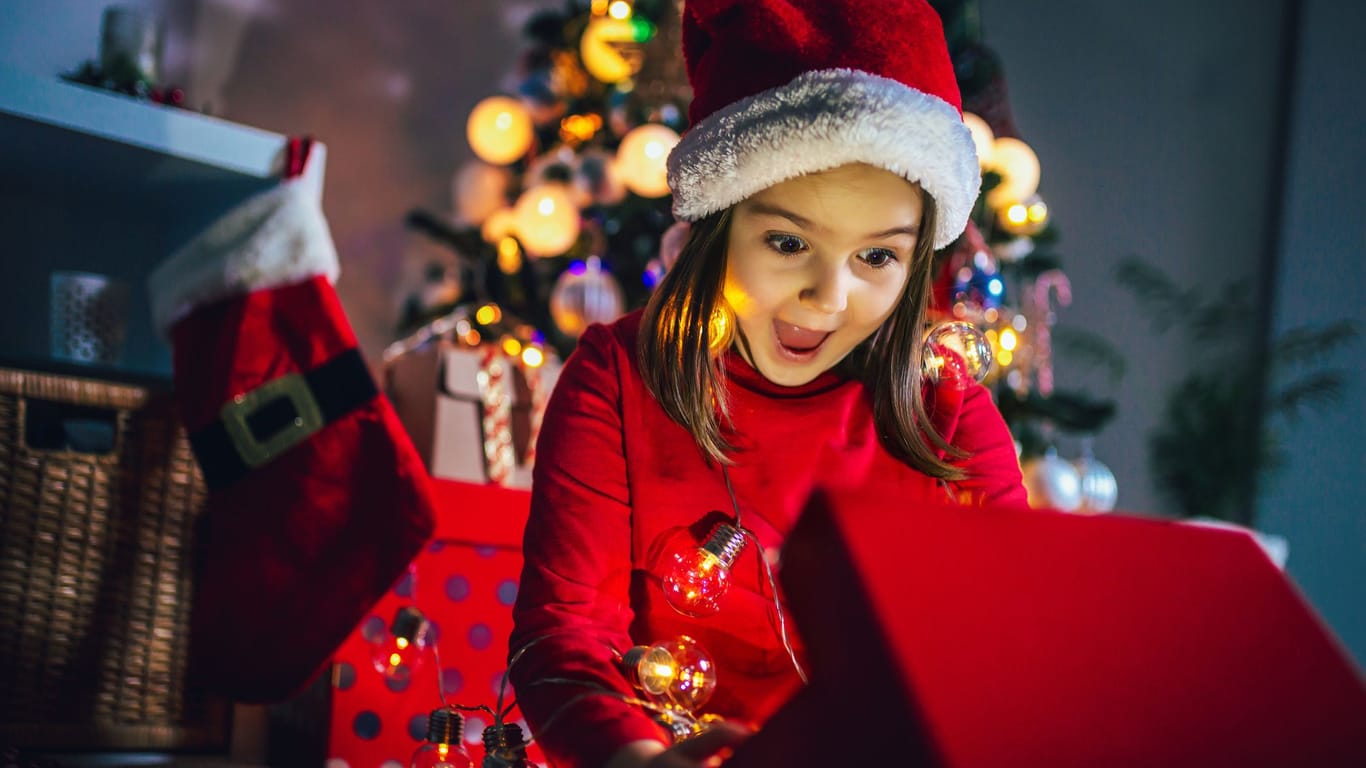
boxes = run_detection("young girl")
[509,2,1026,766]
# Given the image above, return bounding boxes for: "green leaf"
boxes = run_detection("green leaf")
[1271,321,1358,369]
[1146,371,1260,521]
[997,388,1118,434]
[1016,251,1063,278]
[1188,279,1254,341]
[1271,371,1347,421]
[1115,257,1191,333]
[1113,255,1359,526]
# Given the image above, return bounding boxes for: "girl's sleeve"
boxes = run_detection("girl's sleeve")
[944,381,1030,507]
[508,323,667,768]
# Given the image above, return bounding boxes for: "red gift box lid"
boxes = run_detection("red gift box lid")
[730,494,1366,767]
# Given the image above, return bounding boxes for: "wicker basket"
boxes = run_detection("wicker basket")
[0,366,228,751]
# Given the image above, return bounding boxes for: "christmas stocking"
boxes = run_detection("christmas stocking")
[148,139,436,702]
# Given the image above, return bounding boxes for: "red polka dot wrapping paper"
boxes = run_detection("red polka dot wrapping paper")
[327,480,545,768]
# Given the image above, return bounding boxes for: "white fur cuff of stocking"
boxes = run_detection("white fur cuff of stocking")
[147,179,340,337]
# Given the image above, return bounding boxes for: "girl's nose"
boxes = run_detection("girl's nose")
[799,263,848,314]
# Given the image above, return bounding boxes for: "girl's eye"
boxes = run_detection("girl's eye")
[766,234,807,254]
[858,248,898,268]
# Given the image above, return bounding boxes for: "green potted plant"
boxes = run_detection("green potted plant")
[1117,257,1356,529]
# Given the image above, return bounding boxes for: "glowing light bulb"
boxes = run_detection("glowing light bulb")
[410,708,474,768]
[521,345,545,368]
[452,161,511,226]
[616,123,680,197]
[496,237,523,274]
[622,635,718,713]
[1028,198,1049,223]
[475,303,502,326]
[370,606,430,685]
[467,96,534,165]
[513,183,581,258]
[922,321,993,391]
[481,208,517,244]
[963,112,995,168]
[998,193,1049,236]
[999,327,1018,351]
[660,635,717,712]
[986,137,1041,210]
[580,16,656,83]
[623,643,677,696]
[559,113,602,145]
[661,523,746,618]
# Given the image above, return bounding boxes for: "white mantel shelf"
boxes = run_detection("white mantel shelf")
[0,66,326,379]
[0,66,285,178]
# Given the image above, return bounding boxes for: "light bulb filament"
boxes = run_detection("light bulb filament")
[622,636,717,713]
[661,522,746,617]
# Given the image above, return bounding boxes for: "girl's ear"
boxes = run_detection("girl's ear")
[660,221,692,272]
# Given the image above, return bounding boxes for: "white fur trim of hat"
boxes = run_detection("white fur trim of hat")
[667,68,980,251]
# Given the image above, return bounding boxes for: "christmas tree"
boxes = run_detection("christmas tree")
[396,0,690,364]
[396,0,1126,511]
[930,0,1124,512]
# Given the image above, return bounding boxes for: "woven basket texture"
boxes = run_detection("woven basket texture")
[0,367,227,750]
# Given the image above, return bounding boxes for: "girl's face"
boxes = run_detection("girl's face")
[722,163,924,387]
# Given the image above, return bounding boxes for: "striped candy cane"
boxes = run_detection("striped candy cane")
[477,346,516,485]
[1029,269,1072,397]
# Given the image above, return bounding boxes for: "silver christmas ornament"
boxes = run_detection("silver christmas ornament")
[1021,449,1082,512]
[550,256,625,337]
[1074,449,1118,513]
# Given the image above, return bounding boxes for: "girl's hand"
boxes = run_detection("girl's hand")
[605,722,753,768]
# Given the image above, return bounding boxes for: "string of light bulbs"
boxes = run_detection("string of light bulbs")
[369,603,536,767]
[506,629,727,747]
[512,671,709,745]
[720,465,809,685]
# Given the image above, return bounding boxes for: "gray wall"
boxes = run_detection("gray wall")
[3,0,1360,663]
[976,0,1285,519]
[979,0,1362,666]
[1255,0,1366,666]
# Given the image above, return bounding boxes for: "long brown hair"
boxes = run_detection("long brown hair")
[638,193,966,480]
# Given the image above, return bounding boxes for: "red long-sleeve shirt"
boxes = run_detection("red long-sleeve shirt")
[510,311,1026,767]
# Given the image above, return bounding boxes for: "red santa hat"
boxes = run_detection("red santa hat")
[148,139,435,702]
[667,0,978,250]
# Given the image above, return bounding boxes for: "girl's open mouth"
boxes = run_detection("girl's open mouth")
[774,321,831,361]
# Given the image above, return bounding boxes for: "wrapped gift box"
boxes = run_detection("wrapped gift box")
[327,479,543,768]
[386,339,560,488]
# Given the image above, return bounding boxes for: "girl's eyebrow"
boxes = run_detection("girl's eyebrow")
[745,201,817,230]
[745,200,919,241]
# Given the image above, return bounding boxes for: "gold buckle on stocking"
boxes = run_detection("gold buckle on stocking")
[219,372,324,468]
